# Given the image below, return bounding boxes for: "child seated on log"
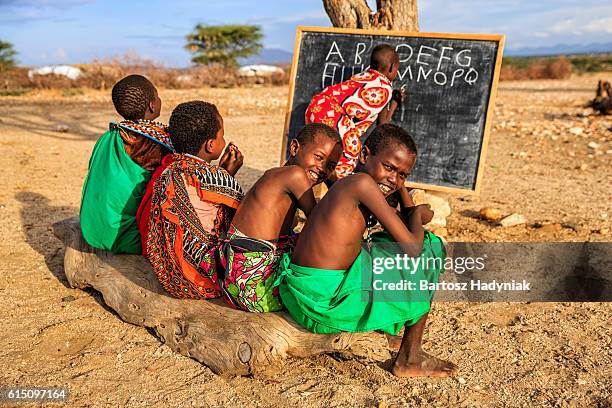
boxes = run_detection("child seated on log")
[80,74,173,254]
[144,101,244,299]
[136,140,241,258]
[275,123,457,378]
[219,124,342,312]
[305,44,404,180]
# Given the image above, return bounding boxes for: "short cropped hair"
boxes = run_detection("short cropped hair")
[169,101,221,155]
[111,74,156,120]
[364,123,417,156]
[370,44,398,71]
[295,123,341,146]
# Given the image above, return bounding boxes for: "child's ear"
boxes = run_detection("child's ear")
[359,145,370,165]
[204,138,216,154]
[289,139,300,157]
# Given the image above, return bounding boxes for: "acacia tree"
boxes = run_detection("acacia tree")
[322,0,418,31]
[0,40,17,69]
[186,24,263,67]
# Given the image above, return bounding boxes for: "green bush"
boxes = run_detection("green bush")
[0,40,17,69]
[186,24,263,68]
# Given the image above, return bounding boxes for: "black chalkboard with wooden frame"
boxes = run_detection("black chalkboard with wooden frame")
[282,26,505,195]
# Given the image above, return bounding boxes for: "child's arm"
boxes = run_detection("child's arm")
[396,187,434,226]
[400,204,433,226]
[377,100,398,124]
[377,88,405,124]
[285,167,317,216]
[398,186,415,208]
[353,174,425,256]
[386,186,413,209]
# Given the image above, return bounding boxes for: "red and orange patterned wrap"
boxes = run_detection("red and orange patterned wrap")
[305,69,393,178]
[146,154,244,299]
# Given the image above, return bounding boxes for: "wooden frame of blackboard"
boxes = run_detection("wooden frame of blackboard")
[281,26,505,195]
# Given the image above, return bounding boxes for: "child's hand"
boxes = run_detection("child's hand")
[392,86,406,105]
[416,204,434,225]
[219,146,231,168]
[220,142,244,176]
[398,186,415,208]
[386,191,400,208]
[324,171,338,188]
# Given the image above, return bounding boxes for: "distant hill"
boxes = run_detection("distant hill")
[506,42,612,57]
[240,48,293,66]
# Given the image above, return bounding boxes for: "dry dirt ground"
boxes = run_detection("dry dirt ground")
[0,74,611,407]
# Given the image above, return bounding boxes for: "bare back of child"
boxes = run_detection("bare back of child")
[219,124,342,312]
[232,124,342,240]
[283,124,457,378]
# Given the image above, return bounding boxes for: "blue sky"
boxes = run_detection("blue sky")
[1,0,611,67]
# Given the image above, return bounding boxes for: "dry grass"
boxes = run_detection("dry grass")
[3,53,607,91]
[501,56,573,81]
[0,53,289,92]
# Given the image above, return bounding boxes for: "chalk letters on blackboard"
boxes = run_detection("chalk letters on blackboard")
[417,66,432,82]
[450,69,465,86]
[396,44,414,62]
[354,42,367,65]
[437,47,453,71]
[321,41,482,88]
[465,68,479,85]
[456,49,472,67]
[434,71,447,86]
[325,41,345,62]
[416,46,437,65]
[397,66,413,82]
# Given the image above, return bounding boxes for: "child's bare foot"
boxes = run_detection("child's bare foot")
[392,351,458,378]
[385,334,402,351]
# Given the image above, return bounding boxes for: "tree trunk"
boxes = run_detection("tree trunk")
[322,0,419,31]
[587,80,612,115]
[53,217,390,376]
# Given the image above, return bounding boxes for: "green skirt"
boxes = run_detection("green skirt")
[80,128,150,254]
[275,230,445,335]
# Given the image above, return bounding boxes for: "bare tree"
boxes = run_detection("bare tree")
[322,0,419,31]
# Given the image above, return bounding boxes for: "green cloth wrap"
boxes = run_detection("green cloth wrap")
[275,230,445,335]
[80,128,150,254]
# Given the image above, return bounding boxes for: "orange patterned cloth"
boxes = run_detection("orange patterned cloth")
[305,69,393,178]
[145,153,244,299]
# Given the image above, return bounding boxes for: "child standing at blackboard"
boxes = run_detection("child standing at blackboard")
[275,124,457,378]
[305,44,404,180]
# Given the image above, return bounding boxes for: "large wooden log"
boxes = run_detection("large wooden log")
[53,217,390,375]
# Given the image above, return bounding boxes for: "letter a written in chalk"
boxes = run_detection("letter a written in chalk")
[326,41,345,63]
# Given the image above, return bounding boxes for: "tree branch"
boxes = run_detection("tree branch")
[322,0,419,31]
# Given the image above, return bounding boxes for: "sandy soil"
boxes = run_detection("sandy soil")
[0,74,610,407]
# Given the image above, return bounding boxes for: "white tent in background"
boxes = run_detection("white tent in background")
[28,65,83,80]
[237,64,284,77]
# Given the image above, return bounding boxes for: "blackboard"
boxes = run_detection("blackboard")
[282,26,504,194]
